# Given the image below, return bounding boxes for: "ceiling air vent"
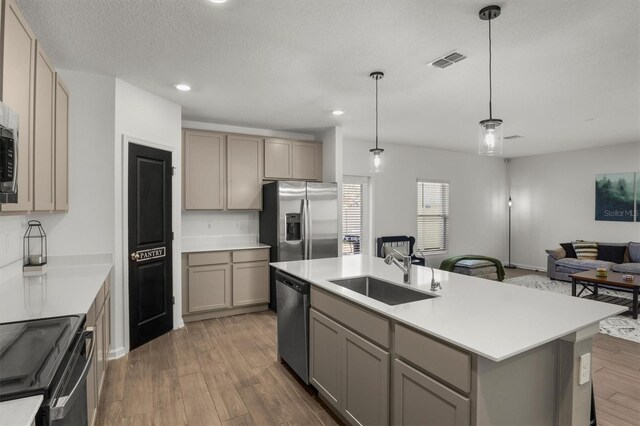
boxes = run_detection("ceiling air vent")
[504,135,524,140]
[429,51,467,69]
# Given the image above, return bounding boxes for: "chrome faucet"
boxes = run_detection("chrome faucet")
[384,249,412,284]
[415,250,441,291]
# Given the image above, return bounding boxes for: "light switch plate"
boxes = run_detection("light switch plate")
[579,353,591,385]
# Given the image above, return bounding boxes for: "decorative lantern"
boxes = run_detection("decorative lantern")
[23,220,47,275]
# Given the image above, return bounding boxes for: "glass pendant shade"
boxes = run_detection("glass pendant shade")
[478,118,503,156]
[370,148,384,173]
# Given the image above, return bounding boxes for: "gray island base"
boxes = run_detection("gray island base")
[271,255,625,426]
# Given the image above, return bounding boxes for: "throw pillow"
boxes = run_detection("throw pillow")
[629,242,640,263]
[545,247,566,260]
[573,241,598,260]
[596,244,626,264]
[560,243,577,258]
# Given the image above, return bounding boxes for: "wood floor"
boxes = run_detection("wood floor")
[95,311,341,426]
[96,271,640,426]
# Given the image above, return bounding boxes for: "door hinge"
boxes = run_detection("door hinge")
[172,296,175,305]
[171,166,176,176]
[171,232,174,240]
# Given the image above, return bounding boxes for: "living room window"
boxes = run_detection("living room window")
[342,176,370,255]
[417,180,449,253]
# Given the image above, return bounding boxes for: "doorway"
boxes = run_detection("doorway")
[128,143,173,350]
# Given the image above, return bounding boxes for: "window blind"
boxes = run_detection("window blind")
[342,183,363,255]
[417,181,449,252]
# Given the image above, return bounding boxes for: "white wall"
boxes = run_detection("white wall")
[343,140,508,265]
[510,141,640,270]
[182,211,259,240]
[113,79,182,356]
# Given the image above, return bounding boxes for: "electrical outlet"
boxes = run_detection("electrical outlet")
[579,353,591,385]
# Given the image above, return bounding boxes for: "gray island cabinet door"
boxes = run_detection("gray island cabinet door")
[342,327,389,426]
[309,309,342,411]
[394,359,470,426]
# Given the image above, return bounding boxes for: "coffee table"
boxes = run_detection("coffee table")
[570,270,639,319]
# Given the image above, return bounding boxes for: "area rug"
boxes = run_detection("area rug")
[504,274,640,344]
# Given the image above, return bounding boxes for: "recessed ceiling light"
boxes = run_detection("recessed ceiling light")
[332,110,344,116]
[209,0,227,3]
[174,83,192,92]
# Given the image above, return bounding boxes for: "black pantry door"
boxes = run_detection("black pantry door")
[128,143,173,350]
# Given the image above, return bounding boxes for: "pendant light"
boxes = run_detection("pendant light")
[370,71,384,173]
[478,5,503,156]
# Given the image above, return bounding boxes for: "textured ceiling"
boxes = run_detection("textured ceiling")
[16,0,640,157]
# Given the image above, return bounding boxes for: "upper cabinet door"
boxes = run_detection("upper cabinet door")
[227,135,263,210]
[292,141,322,181]
[264,138,292,179]
[54,75,69,211]
[33,43,56,212]
[183,130,226,210]
[1,0,36,212]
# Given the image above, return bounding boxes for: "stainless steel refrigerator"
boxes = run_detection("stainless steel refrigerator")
[260,181,338,310]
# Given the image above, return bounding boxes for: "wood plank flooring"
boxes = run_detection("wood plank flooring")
[96,311,341,426]
[96,309,640,425]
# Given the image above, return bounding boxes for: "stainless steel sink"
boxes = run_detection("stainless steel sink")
[328,276,436,306]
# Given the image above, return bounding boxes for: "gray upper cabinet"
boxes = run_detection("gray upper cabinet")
[264,138,293,179]
[264,138,322,181]
[394,359,470,426]
[292,141,322,181]
[227,135,263,210]
[183,130,226,210]
[33,43,56,212]
[54,75,69,211]
[1,0,36,213]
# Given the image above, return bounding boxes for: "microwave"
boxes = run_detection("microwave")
[0,101,18,204]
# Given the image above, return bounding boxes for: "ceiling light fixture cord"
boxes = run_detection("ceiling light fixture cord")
[488,16,493,120]
[375,76,379,149]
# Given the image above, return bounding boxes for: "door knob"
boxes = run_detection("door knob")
[130,252,140,261]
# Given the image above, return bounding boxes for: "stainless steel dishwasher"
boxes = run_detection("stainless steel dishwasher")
[276,270,310,384]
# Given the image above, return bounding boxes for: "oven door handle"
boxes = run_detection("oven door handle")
[50,328,95,421]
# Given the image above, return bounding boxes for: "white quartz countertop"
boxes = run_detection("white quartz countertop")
[0,395,42,426]
[271,255,626,362]
[0,259,112,324]
[181,237,269,253]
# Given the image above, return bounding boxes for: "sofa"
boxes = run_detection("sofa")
[546,241,640,282]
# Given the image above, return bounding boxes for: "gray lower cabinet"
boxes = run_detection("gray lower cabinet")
[183,249,270,321]
[342,327,389,426]
[232,261,269,307]
[309,308,390,425]
[310,309,342,410]
[188,264,231,312]
[394,359,470,426]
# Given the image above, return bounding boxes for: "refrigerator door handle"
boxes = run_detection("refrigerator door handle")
[301,199,308,259]
[307,200,312,258]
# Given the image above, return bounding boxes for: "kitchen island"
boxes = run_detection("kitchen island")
[271,255,625,426]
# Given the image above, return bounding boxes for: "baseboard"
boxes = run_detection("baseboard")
[175,319,185,329]
[510,264,546,273]
[182,304,269,322]
[108,346,127,360]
